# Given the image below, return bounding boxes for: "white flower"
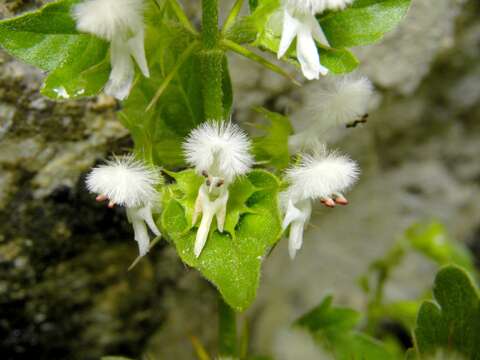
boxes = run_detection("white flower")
[289,75,373,152]
[281,146,359,258]
[183,122,254,184]
[278,0,353,80]
[73,0,149,100]
[182,122,254,257]
[86,155,162,257]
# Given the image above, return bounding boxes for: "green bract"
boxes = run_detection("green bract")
[161,169,283,311]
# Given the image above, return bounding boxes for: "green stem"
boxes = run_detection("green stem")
[222,0,244,34]
[199,49,225,121]
[165,0,197,35]
[202,0,219,49]
[221,39,301,86]
[218,295,238,357]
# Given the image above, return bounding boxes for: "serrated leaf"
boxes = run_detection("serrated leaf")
[319,0,412,48]
[0,0,111,99]
[252,107,293,170]
[296,296,400,360]
[414,266,480,359]
[161,169,282,311]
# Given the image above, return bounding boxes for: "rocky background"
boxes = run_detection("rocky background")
[0,0,479,359]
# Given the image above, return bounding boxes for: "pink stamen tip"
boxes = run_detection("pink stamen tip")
[335,197,349,205]
[321,198,336,208]
[96,195,108,202]
[108,201,115,208]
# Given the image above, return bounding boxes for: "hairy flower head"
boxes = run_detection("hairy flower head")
[73,0,149,100]
[284,147,359,203]
[86,155,161,208]
[285,0,353,15]
[183,122,254,183]
[73,0,145,41]
[310,75,373,126]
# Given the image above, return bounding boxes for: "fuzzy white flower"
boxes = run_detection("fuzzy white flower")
[73,0,149,100]
[183,122,254,257]
[281,146,359,258]
[289,75,373,152]
[278,0,353,80]
[86,155,162,257]
[183,121,254,184]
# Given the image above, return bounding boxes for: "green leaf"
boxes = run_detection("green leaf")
[404,222,475,273]
[41,37,110,99]
[122,18,233,167]
[246,0,359,74]
[296,296,400,360]
[0,0,111,99]
[233,0,410,75]
[252,107,293,170]
[121,21,203,167]
[319,0,412,48]
[414,265,480,358]
[161,169,283,311]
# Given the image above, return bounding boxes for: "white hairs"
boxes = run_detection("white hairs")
[284,147,359,203]
[289,75,373,152]
[285,0,354,14]
[309,75,373,128]
[73,0,145,41]
[183,122,254,183]
[86,155,161,208]
[73,0,149,100]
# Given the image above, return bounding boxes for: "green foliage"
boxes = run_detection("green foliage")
[296,296,400,359]
[359,221,476,353]
[413,266,480,359]
[0,0,111,99]
[319,0,412,48]
[161,169,283,311]
[228,0,411,74]
[121,11,232,167]
[252,107,293,171]
[404,222,475,272]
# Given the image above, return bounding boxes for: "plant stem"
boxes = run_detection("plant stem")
[199,49,225,121]
[202,0,219,49]
[218,295,238,357]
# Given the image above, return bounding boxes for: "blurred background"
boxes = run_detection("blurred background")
[0,0,479,359]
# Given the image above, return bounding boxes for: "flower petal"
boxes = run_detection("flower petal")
[278,9,300,59]
[105,37,135,100]
[296,28,319,79]
[138,205,161,236]
[282,200,304,230]
[288,220,305,259]
[307,14,330,47]
[128,28,150,78]
[296,24,324,80]
[131,217,150,257]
